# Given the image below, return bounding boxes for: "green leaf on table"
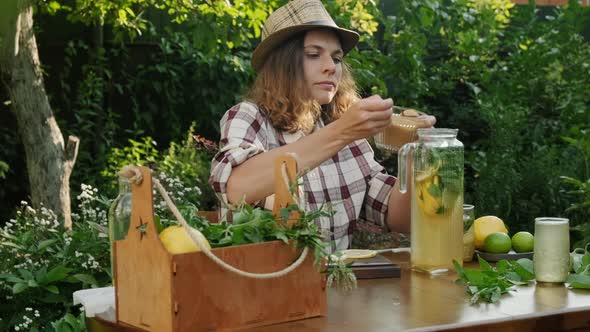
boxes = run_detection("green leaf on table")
[478,256,494,271]
[453,257,534,304]
[513,258,535,281]
[566,274,590,289]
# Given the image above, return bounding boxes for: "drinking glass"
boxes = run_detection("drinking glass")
[534,217,570,283]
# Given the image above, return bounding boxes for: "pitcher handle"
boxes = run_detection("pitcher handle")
[398,142,417,194]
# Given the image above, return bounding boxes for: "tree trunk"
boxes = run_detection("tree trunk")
[0,0,79,229]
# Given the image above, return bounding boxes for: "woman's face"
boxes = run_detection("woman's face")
[303,29,343,105]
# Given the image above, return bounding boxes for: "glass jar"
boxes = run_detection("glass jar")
[463,204,475,262]
[398,128,464,273]
[108,176,132,281]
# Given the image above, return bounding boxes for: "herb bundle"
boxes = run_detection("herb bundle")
[158,201,356,291]
[453,257,535,304]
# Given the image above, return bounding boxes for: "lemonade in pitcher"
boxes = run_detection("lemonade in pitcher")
[398,128,464,273]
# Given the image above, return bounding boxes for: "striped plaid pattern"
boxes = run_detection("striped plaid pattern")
[209,102,396,253]
[251,0,359,71]
[261,0,336,39]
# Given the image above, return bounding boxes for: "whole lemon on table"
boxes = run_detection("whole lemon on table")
[159,225,211,254]
[474,216,508,250]
[511,231,534,253]
[483,232,512,254]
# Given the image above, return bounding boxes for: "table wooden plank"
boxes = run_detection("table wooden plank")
[88,251,590,332]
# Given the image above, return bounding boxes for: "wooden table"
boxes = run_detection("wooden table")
[88,252,590,332]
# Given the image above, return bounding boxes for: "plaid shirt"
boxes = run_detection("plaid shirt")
[209,102,396,252]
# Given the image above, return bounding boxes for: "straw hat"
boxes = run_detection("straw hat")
[251,0,360,71]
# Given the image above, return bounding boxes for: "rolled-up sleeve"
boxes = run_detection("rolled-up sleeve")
[362,145,396,227]
[209,103,268,206]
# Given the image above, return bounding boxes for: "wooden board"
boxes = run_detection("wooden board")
[114,168,174,331]
[172,242,325,331]
[349,254,401,279]
[327,254,401,279]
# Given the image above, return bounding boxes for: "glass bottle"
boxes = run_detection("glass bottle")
[108,176,132,282]
[398,128,464,273]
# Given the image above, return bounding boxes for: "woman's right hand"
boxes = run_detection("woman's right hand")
[335,95,394,143]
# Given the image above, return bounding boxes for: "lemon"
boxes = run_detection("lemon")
[511,231,534,253]
[483,232,512,254]
[331,249,377,264]
[416,168,444,217]
[341,249,377,259]
[474,216,508,249]
[159,225,211,254]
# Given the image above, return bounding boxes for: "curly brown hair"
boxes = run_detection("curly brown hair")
[246,30,360,134]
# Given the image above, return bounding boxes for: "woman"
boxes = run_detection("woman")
[209,0,435,252]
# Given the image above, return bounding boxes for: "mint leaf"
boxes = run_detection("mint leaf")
[454,257,533,304]
[566,274,590,289]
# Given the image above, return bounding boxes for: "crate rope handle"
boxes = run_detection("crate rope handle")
[119,165,309,279]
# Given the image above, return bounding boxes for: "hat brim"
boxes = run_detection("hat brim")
[251,24,359,71]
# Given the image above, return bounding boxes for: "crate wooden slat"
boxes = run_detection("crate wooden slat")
[114,165,326,331]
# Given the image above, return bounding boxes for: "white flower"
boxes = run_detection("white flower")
[536,37,545,44]
[545,15,555,20]
[469,55,479,62]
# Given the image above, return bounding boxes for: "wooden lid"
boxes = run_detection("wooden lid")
[374,109,431,152]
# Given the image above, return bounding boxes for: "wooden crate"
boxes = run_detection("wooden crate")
[114,166,326,331]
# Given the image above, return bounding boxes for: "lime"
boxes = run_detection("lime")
[511,231,534,253]
[483,232,512,254]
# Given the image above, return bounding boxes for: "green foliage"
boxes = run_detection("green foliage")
[102,126,218,212]
[50,312,86,332]
[0,190,111,331]
[360,0,590,232]
[566,243,590,289]
[0,160,7,178]
[453,256,535,304]
[102,136,159,192]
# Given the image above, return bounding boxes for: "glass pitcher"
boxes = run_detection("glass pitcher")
[398,128,464,273]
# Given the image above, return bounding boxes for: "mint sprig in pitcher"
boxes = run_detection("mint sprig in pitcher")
[398,128,464,273]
